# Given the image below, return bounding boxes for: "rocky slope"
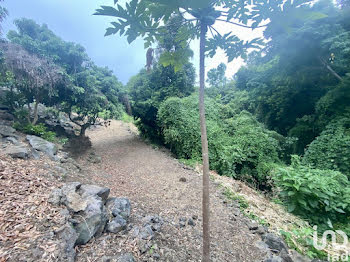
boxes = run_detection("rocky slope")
[0,113,322,261]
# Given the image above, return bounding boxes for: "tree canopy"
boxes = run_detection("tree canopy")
[2,18,125,135]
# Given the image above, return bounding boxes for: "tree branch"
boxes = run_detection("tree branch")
[210,26,221,37]
[318,57,343,82]
[209,26,215,38]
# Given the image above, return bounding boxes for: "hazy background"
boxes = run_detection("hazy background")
[2,0,263,84]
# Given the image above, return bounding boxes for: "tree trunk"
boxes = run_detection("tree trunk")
[27,103,32,124]
[123,95,132,115]
[79,124,89,137]
[199,22,210,262]
[32,101,39,125]
[318,57,343,82]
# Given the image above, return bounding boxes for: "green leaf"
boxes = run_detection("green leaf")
[105,27,119,36]
[94,6,119,17]
[287,202,296,212]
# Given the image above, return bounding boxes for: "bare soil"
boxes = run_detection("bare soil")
[75,120,268,262]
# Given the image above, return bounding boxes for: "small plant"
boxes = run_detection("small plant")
[272,156,350,225]
[280,226,328,259]
[13,122,58,142]
[121,112,134,123]
[223,187,249,211]
[179,158,199,169]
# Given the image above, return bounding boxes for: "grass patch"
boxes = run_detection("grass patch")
[222,186,269,226]
[179,158,199,168]
[122,112,134,123]
[223,187,249,210]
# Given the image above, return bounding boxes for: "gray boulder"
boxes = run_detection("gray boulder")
[262,233,288,252]
[74,203,108,245]
[289,250,312,262]
[247,220,259,230]
[61,184,88,213]
[26,135,58,159]
[56,223,78,262]
[0,111,14,121]
[48,188,64,206]
[0,124,16,137]
[51,182,109,246]
[106,214,127,233]
[106,197,131,220]
[78,184,110,203]
[139,225,154,240]
[5,145,30,159]
[144,215,163,232]
[4,136,19,145]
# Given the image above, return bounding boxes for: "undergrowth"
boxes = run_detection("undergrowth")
[13,122,58,142]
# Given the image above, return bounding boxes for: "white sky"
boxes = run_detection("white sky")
[2,0,265,84]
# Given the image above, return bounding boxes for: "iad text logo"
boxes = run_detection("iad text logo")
[313,226,349,262]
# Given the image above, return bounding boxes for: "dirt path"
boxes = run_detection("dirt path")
[76,120,267,262]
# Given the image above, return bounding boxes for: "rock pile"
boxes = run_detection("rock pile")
[49,182,135,261]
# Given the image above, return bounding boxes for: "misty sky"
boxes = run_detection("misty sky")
[2,0,263,84]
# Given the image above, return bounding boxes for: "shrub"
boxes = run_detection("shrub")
[128,64,195,142]
[222,111,284,185]
[272,156,350,224]
[303,117,350,178]
[158,95,285,187]
[13,122,57,142]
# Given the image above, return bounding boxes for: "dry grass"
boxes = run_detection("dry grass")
[0,155,64,262]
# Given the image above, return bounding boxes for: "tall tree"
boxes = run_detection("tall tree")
[95,1,315,260]
[8,18,89,75]
[0,42,65,124]
[6,19,125,134]
[207,63,227,88]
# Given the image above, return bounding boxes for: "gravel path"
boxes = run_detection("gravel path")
[77,120,267,262]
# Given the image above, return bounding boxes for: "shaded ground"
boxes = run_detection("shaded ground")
[75,120,268,262]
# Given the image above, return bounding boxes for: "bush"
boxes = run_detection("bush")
[128,64,195,142]
[222,111,284,185]
[157,95,221,161]
[13,122,57,142]
[303,117,350,178]
[158,95,285,187]
[272,156,350,224]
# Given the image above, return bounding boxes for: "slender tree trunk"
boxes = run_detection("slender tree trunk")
[318,57,343,82]
[79,124,89,137]
[123,95,132,115]
[32,101,39,125]
[27,103,32,124]
[199,22,210,262]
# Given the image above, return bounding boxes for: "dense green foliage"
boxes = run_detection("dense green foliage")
[229,1,350,153]
[272,156,350,225]
[1,19,125,136]
[13,122,57,142]
[127,16,196,141]
[303,118,350,177]
[120,0,350,245]
[158,95,290,188]
[128,64,195,141]
[1,0,349,259]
